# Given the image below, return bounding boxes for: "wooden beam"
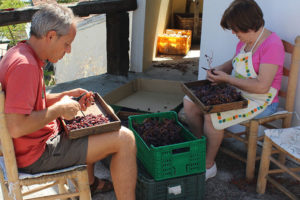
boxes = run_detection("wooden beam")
[0,0,137,26]
[106,11,129,76]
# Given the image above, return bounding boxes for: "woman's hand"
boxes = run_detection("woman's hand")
[206,69,231,84]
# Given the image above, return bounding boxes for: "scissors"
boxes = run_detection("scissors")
[71,93,87,117]
[71,92,87,101]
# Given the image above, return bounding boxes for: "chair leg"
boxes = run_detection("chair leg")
[257,136,272,194]
[279,117,290,165]
[77,169,91,200]
[244,127,249,149]
[278,152,286,164]
[58,179,68,200]
[8,181,23,200]
[246,120,259,181]
[0,170,10,200]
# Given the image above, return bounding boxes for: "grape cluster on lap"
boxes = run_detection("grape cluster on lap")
[191,84,243,105]
[65,114,110,131]
[133,118,185,147]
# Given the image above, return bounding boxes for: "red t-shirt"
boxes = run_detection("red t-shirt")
[0,41,60,168]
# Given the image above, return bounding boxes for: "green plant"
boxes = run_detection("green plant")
[0,0,29,47]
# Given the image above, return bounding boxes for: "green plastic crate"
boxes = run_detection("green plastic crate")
[136,162,205,200]
[129,111,206,181]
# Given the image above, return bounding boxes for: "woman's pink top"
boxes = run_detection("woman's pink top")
[235,32,285,103]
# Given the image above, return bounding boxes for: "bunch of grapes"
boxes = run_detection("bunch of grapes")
[65,114,111,131]
[133,117,185,147]
[191,84,243,105]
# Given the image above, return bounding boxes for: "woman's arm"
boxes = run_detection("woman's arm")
[214,59,233,74]
[207,63,278,93]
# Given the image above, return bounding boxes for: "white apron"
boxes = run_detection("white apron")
[211,28,277,130]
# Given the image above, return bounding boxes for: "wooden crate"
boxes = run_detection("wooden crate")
[181,80,248,113]
[157,29,192,55]
[174,13,202,42]
[60,93,121,139]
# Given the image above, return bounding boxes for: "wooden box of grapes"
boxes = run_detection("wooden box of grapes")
[181,80,248,113]
[60,93,121,139]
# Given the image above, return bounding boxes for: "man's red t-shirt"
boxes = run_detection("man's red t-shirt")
[0,41,60,168]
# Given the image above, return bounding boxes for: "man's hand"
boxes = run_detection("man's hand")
[65,88,95,111]
[55,96,81,120]
[78,92,95,111]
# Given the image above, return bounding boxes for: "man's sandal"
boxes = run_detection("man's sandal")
[90,177,114,196]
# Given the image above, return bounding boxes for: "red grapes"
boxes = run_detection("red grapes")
[64,114,111,131]
[191,84,243,105]
[133,117,185,147]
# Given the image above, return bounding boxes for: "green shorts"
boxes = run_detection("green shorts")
[19,132,88,174]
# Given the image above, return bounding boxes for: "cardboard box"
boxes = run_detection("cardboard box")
[157,29,191,55]
[103,78,185,113]
[60,93,121,139]
[181,80,248,113]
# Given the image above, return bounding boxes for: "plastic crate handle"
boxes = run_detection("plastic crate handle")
[172,146,190,154]
[168,185,182,196]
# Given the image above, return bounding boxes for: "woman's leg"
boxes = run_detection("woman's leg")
[204,114,224,169]
[183,98,204,138]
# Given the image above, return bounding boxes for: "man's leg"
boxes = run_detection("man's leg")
[183,98,204,138]
[204,114,224,169]
[86,126,137,200]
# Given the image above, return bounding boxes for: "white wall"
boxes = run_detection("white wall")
[199,0,300,126]
[130,0,146,72]
[55,15,107,84]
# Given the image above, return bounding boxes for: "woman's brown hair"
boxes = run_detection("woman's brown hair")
[220,0,264,33]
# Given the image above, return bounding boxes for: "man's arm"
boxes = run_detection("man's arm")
[46,88,89,106]
[6,96,81,138]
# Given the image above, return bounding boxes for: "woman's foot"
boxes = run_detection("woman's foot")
[206,163,217,180]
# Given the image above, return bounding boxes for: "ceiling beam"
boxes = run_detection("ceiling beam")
[0,0,137,26]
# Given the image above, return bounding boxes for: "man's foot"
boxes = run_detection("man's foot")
[90,177,114,196]
[206,163,217,181]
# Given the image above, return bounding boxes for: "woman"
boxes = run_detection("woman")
[184,0,284,180]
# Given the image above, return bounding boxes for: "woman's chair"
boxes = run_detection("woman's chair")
[0,83,91,200]
[220,36,300,181]
[257,127,300,199]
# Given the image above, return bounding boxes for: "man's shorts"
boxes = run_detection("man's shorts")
[19,131,88,174]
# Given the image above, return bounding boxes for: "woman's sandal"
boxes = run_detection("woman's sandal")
[90,177,114,196]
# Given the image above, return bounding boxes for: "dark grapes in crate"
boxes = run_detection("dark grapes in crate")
[64,114,111,131]
[132,117,185,147]
[190,84,243,106]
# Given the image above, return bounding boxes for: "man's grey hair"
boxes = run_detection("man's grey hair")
[30,4,74,38]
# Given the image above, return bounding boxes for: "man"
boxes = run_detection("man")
[0,4,137,199]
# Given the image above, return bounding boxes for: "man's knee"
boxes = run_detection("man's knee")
[119,127,136,152]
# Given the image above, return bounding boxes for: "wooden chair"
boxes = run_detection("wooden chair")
[257,127,300,199]
[220,36,300,181]
[0,83,91,200]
